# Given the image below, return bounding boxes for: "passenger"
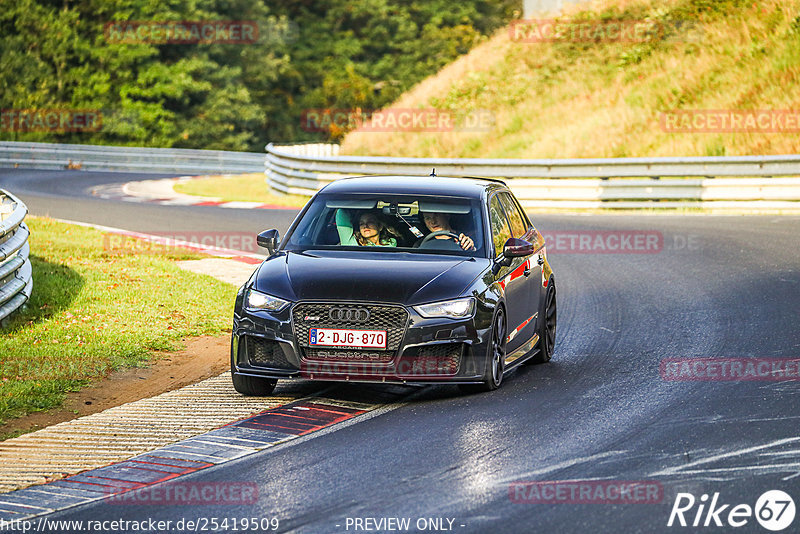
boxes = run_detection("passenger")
[419,211,475,251]
[336,209,400,247]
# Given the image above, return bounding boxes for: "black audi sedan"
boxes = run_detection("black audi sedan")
[231,175,556,394]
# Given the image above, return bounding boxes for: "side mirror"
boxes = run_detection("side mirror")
[492,238,534,274]
[257,229,280,254]
[503,237,535,258]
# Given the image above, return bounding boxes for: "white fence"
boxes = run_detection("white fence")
[0,190,32,322]
[265,143,800,209]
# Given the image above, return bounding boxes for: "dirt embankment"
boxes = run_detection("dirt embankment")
[1,335,230,439]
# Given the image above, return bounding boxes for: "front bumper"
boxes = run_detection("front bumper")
[232,301,491,385]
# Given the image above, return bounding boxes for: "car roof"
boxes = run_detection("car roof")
[318,175,507,198]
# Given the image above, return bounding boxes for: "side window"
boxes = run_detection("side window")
[511,194,534,232]
[488,195,512,258]
[499,192,527,237]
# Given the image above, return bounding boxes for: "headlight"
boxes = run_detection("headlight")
[414,297,475,319]
[246,289,290,312]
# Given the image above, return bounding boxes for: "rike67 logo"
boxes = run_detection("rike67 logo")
[668,490,795,531]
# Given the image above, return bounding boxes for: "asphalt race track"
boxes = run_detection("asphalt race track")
[2,169,799,533]
[0,169,298,239]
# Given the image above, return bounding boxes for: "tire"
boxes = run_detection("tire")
[528,278,556,364]
[231,341,278,396]
[459,307,506,394]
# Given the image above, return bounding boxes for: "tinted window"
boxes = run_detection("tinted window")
[488,195,512,258]
[499,192,527,237]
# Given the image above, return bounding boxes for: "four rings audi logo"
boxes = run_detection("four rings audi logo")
[328,307,370,322]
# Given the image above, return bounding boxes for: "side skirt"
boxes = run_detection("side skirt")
[503,332,540,371]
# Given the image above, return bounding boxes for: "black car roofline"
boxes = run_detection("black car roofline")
[331,174,508,186]
[315,191,482,200]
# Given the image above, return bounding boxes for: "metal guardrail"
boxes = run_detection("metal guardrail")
[0,141,263,174]
[2,140,798,208]
[265,143,800,209]
[0,190,32,322]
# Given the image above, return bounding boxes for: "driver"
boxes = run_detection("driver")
[419,211,475,251]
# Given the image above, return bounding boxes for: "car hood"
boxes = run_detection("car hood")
[253,250,487,305]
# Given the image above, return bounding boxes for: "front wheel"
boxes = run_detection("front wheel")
[232,372,277,396]
[459,308,506,394]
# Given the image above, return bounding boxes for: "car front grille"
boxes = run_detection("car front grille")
[246,336,294,370]
[292,303,408,351]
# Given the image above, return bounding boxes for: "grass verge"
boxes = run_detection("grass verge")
[0,217,238,426]
[173,174,310,207]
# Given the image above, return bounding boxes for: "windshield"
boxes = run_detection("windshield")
[283,193,486,258]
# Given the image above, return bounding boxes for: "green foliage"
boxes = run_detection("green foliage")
[0,0,518,149]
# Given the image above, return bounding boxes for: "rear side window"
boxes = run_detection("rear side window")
[488,195,512,258]
[498,192,527,237]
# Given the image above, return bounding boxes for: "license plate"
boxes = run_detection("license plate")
[309,328,387,349]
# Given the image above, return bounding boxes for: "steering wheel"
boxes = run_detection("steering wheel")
[420,230,461,246]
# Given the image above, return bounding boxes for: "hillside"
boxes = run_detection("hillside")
[340,0,800,158]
